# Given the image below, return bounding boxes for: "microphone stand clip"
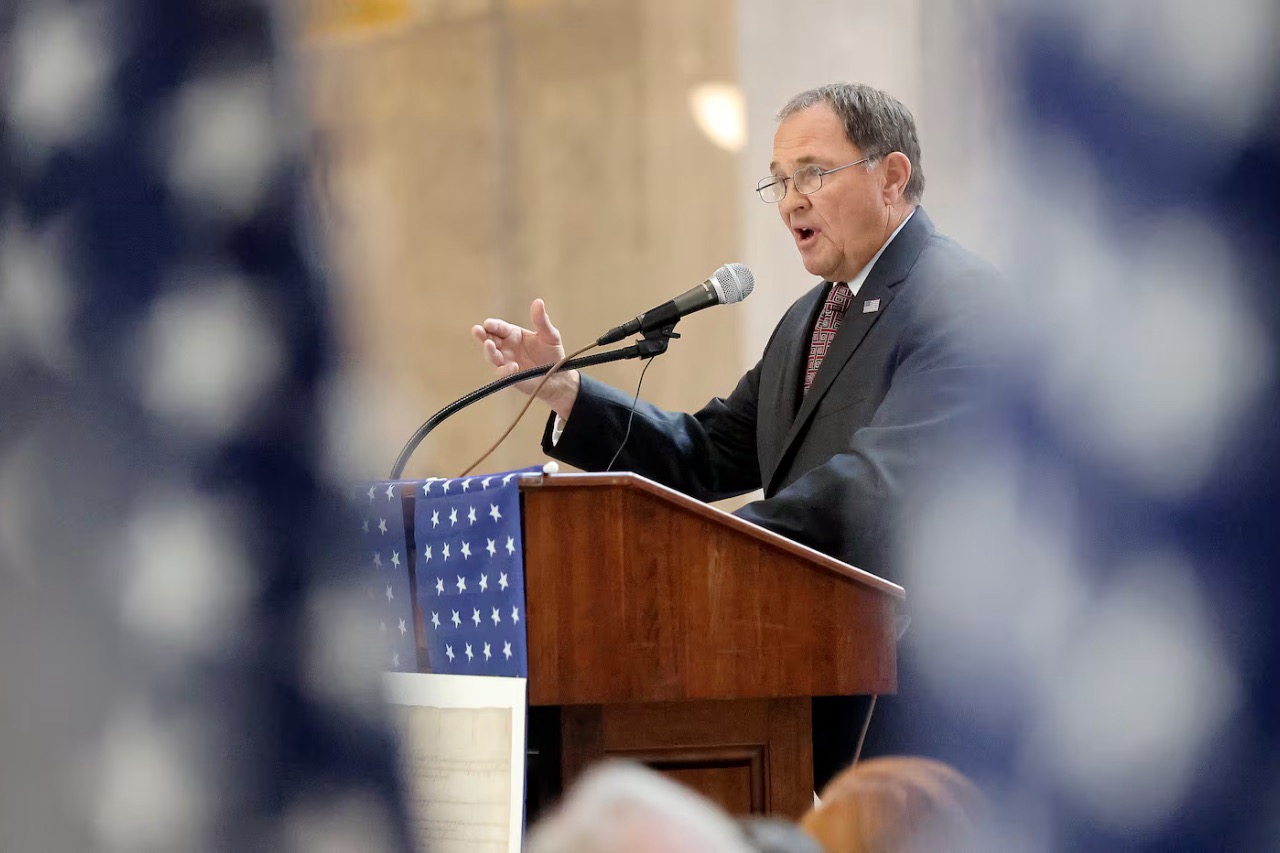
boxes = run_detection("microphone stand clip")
[632,322,680,358]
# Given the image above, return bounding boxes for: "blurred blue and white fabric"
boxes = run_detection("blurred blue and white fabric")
[0,2,408,850]
[901,3,1280,850]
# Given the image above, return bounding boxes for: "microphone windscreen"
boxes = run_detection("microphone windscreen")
[710,263,754,304]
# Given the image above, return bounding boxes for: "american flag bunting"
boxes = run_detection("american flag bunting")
[357,481,418,672]
[415,469,536,677]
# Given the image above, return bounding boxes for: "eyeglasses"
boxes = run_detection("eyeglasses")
[755,157,875,203]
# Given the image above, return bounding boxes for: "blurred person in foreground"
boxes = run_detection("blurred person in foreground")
[472,82,999,785]
[524,762,754,853]
[739,817,826,853]
[799,756,986,853]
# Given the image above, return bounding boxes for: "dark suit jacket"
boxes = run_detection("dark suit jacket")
[542,207,998,577]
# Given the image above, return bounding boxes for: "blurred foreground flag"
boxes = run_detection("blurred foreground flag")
[0,0,411,848]
[357,482,419,672]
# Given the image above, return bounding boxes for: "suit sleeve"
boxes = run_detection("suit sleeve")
[541,366,765,502]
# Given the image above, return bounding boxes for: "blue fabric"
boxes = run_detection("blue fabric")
[0,1,408,848]
[358,483,420,673]
[902,8,1280,851]
[414,469,537,678]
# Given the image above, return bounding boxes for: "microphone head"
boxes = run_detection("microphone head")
[709,263,755,305]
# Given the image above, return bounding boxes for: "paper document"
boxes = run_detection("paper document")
[384,672,527,853]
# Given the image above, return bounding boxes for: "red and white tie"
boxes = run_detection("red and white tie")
[804,282,852,393]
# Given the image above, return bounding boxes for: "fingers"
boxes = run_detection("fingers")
[530,298,561,344]
[475,318,518,352]
[474,322,512,371]
[483,339,505,368]
[478,317,515,339]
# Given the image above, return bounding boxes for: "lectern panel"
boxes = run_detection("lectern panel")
[520,476,899,706]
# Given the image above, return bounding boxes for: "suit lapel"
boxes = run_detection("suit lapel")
[765,208,936,495]
[780,284,827,418]
[759,283,826,488]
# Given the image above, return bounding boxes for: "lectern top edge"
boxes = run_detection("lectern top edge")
[519,470,905,600]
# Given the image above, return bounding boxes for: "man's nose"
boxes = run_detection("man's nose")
[779,184,808,219]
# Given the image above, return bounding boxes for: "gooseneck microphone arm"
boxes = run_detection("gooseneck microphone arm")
[388,325,680,479]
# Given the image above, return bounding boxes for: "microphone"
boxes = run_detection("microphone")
[596,263,755,346]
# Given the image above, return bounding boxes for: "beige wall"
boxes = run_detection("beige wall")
[305,0,743,481]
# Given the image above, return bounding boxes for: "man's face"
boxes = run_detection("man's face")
[771,103,887,283]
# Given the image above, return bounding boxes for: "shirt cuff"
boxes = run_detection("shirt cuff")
[550,413,566,446]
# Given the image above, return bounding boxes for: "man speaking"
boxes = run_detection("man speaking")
[472,82,998,781]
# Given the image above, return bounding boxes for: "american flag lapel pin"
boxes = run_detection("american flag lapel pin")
[863,298,880,313]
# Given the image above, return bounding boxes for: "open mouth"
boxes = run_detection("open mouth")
[795,227,816,245]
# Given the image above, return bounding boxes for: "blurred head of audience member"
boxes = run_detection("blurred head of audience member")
[800,756,985,853]
[738,816,826,853]
[525,762,754,853]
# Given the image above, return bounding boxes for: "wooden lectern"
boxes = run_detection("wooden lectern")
[511,472,904,820]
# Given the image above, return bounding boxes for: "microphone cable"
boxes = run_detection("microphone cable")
[605,355,657,473]
[456,340,597,478]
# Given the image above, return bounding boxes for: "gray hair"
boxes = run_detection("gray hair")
[778,83,925,204]
[525,762,754,853]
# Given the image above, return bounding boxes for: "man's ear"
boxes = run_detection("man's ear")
[880,152,912,203]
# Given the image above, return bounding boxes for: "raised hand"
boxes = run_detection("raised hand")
[471,298,580,416]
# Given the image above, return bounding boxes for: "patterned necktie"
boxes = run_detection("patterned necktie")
[804,282,853,393]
